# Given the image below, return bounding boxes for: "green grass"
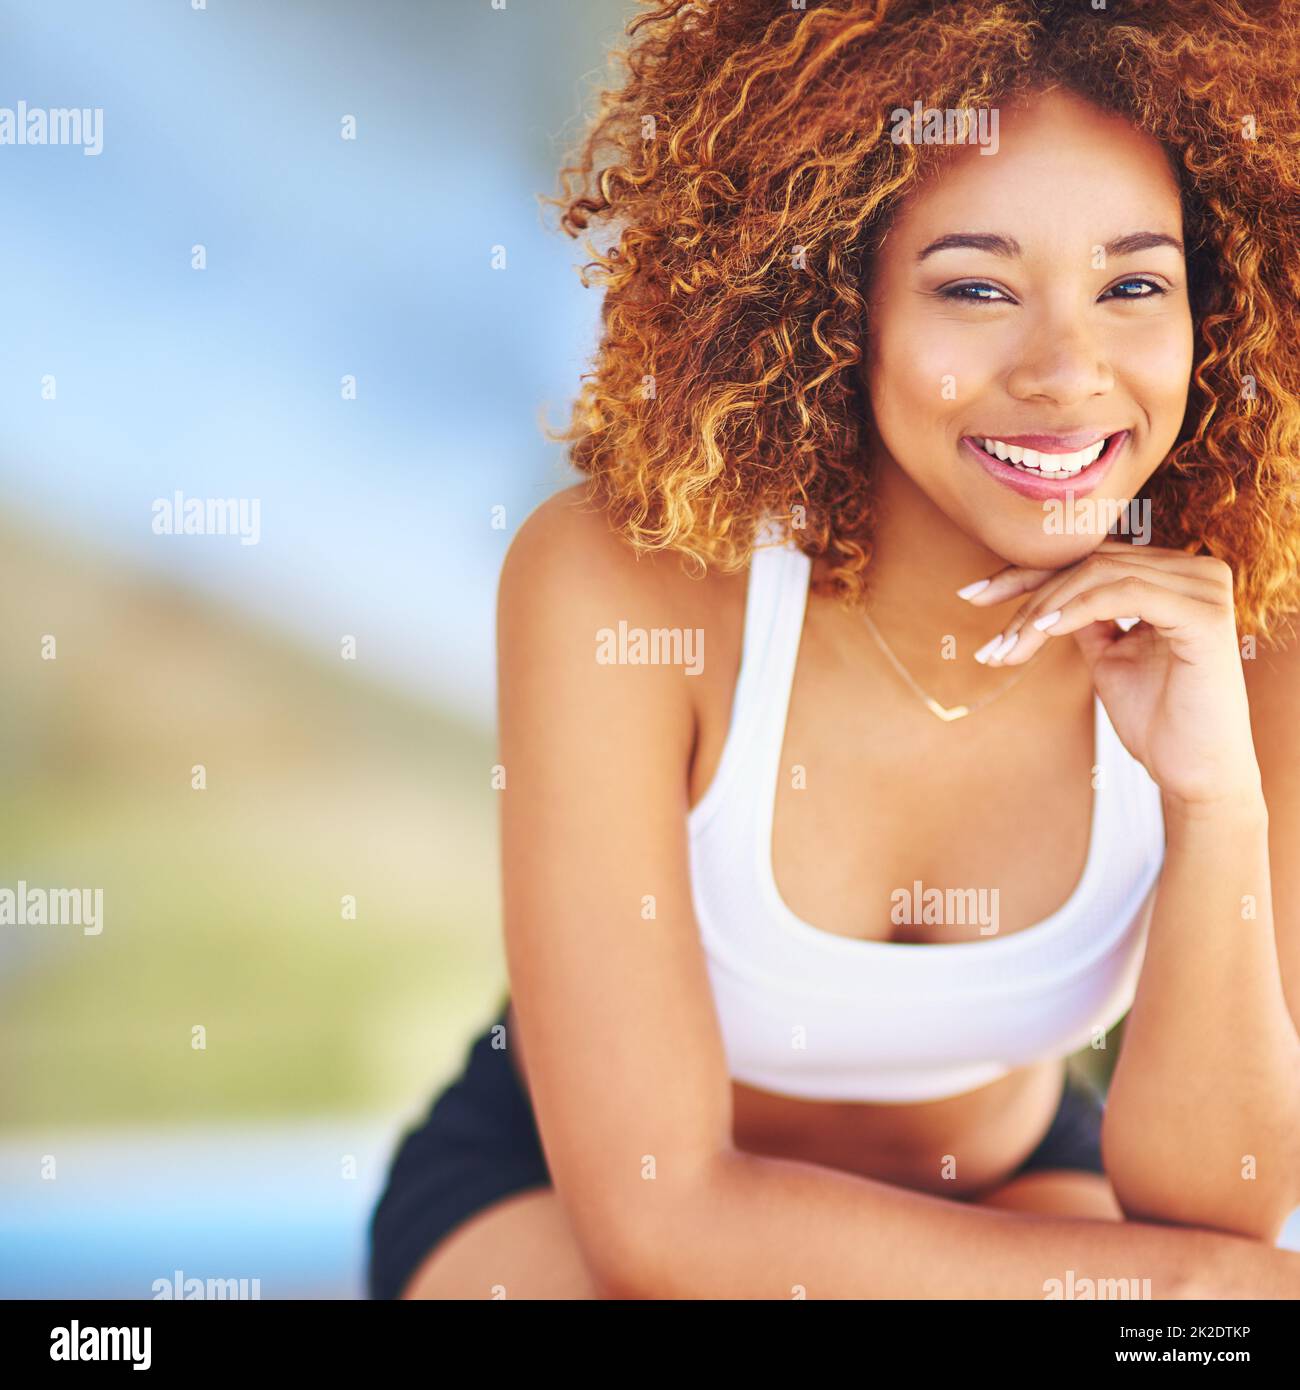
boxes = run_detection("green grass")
[0,521,506,1129]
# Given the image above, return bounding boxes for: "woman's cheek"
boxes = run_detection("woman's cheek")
[875,322,991,433]
[1115,320,1195,458]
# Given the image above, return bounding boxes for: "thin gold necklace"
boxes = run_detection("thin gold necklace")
[860,609,1044,722]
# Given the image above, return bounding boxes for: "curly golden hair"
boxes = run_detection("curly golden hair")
[543,0,1300,638]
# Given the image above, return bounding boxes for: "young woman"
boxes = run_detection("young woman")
[371,0,1300,1298]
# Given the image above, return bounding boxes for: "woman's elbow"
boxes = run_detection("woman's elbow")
[576,1229,677,1300]
[571,1179,714,1300]
[1103,1120,1299,1244]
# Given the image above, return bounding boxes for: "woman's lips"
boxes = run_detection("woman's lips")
[961,430,1129,501]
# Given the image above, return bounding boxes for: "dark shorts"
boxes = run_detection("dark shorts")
[366,998,1106,1300]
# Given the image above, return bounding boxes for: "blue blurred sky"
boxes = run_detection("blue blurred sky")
[0,0,632,723]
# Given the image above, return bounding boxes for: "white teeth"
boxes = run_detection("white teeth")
[977,435,1109,477]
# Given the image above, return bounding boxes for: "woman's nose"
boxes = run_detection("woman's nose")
[1004,315,1115,407]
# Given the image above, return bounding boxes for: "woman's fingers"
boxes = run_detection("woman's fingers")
[962,564,1062,608]
[957,565,1058,605]
[999,558,1221,647]
[990,574,1220,667]
[972,553,1226,663]
[958,541,1218,608]
[959,548,1236,668]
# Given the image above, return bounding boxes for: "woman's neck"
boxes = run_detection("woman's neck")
[820,453,1079,696]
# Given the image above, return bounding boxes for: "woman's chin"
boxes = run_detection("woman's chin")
[970,525,1105,574]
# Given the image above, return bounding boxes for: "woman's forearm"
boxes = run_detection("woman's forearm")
[611,1147,1300,1300]
[1102,793,1300,1240]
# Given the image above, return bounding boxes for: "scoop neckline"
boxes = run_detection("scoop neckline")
[758,579,1107,954]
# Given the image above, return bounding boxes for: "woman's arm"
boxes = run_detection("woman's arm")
[1100,630,1300,1240]
[966,546,1300,1242]
[610,1148,1300,1300]
[1102,793,1300,1242]
[498,496,1300,1300]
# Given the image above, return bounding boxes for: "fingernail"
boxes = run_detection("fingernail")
[1032,609,1062,631]
[990,631,1019,662]
[956,578,991,601]
[1115,615,1141,632]
[973,634,1003,664]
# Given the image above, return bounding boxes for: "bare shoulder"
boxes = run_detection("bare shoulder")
[500,482,630,592]
[497,481,746,693]
[500,480,733,621]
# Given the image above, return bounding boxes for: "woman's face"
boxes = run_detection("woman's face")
[864,86,1194,568]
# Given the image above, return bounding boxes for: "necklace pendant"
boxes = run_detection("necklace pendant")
[925,697,970,722]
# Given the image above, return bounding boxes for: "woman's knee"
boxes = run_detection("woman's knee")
[399,1187,610,1299]
[974,1168,1124,1221]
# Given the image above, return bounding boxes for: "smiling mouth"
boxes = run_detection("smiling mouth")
[972,435,1113,479]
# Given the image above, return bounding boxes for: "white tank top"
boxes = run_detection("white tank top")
[686,528,1166,1103]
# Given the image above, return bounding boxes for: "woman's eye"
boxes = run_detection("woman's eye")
[935,278,1168,305]
[937,282,1010,303]
[1102,278,1166,300]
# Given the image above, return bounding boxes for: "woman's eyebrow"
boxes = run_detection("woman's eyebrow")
[916,232,1019,261]
[1105,230,1185,256]
[915,230,1184,261]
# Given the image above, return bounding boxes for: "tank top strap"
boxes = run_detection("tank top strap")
[733,521,812,776]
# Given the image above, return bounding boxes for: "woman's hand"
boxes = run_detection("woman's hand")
[959,541,1263,812]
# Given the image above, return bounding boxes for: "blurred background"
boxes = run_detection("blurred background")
[0,0,632,1297]
[3,0,1296,1301]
